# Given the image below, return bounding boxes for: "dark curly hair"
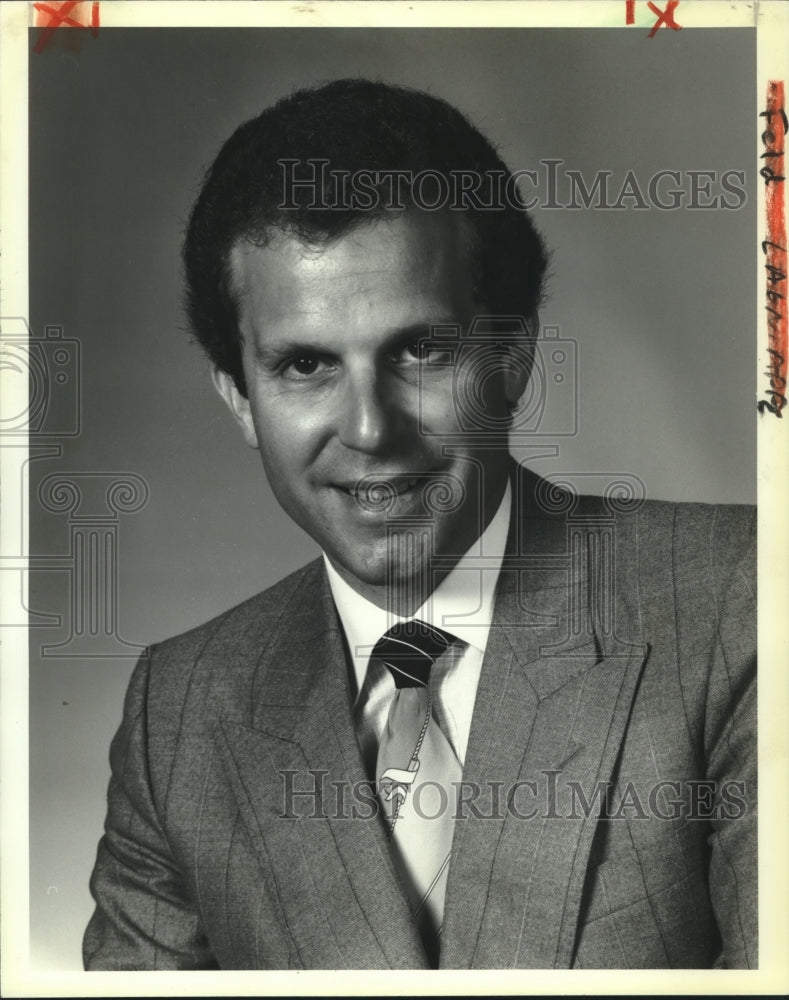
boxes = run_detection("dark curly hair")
[183,78,549,396]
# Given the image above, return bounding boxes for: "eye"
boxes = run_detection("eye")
[281,352,330,379]
[398,338,454,367]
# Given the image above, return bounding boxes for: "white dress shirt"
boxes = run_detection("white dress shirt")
[324,481,511,765]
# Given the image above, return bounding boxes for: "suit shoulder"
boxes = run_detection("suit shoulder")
[571,494,756,605]
[517,466,755,572]
[148,556,324,668]
[570,487,754,532]
[129,557,327,741]
[614,496,754,562]
[517,465,754,536]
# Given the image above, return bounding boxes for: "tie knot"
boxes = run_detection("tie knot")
[372,619,457,688]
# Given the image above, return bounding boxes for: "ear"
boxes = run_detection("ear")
[502,311,539,406]
[212,367,259,449]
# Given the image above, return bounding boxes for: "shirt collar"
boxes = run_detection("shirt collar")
[324,480,512,695]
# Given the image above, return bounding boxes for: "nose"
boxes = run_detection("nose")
[336,371,399,454]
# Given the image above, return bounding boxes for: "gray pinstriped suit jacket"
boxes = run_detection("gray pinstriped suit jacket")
[83,466,757,969]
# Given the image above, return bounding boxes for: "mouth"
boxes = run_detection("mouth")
[334,476,421,499]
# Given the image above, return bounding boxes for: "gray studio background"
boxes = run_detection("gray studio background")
[28,28,755,968]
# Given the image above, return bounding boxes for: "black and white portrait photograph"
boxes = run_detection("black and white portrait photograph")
[1,1,787,995]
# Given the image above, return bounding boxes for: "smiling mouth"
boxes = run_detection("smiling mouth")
[335,476,422,498]
[338,476,419,499]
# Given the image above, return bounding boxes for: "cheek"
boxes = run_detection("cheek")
[251,395,327,479]
[411,373,463,432]
[417,364,508,435]
[453,361,509,424]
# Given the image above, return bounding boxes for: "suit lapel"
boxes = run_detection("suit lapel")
[216,565,427,969]
[442,468,648,968]
[214,466,648,969]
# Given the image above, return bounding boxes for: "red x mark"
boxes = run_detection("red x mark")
[646,0,681,38]
[33,1,100,54]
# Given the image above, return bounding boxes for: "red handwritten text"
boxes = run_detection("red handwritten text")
[625,1,682,37]
[759,81,788,418]
[33,1,99,54]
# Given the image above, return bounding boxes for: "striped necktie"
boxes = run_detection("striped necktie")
[369,619,463,966]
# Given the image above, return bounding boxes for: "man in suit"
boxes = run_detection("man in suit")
[84,79,756,970]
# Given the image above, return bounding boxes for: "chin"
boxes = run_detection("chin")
[330,539,433,590]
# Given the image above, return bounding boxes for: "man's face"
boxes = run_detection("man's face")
[218,211,526,609]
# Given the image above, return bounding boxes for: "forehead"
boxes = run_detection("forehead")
[229,211,478,340]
